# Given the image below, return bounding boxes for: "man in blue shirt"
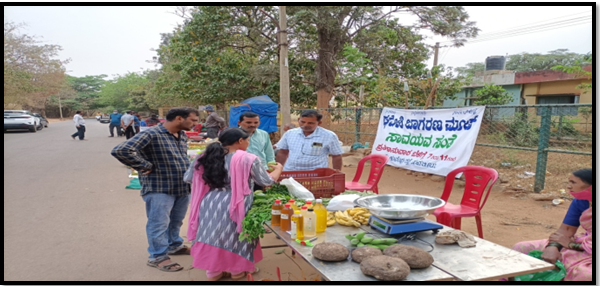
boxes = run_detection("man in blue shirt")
[109,109,123,137]
[275,110,343,171]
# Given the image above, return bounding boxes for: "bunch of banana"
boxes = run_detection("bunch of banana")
[347,207,372,225]
[326,211,336,227]
[335,210,361,227]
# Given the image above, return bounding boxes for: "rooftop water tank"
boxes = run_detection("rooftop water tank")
[485,56,506,71]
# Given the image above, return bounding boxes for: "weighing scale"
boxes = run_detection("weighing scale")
[368,215,443,235]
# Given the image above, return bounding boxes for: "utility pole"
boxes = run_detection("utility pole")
[58,96,63,120]
[279,6,291,137]
[433,42,440,67]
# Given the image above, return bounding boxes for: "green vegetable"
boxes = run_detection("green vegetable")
[377,245,390,251]
[239,183,291,243]
[382,238,398,245]
[345,234,356,241]
[370,239,384,245]
[366,244,379,249]
[355,231,366,241]
[357,243,365,247]
[360,237,374,244]
[350,239,360,246]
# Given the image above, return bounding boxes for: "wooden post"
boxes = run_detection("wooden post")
[279,6,291,137]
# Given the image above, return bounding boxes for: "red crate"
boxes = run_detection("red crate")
[185,131,199,137]
[277,168,345,198]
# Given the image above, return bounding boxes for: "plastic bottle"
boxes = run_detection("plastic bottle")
[301,205,308,218]
[280,203,292,231]
[364,141,370,148]
[314,199,328,233]
[288,199,299,212]
[304,208,317,238]
[271,199,282,226]
[291,210,304,240]
[305,200,313,209]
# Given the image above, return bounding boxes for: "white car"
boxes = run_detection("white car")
[4,110,43,132]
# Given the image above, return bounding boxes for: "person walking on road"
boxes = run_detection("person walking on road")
[121,111,136,139]
[71,110,86,140]
[109,110,123,137]
[275,110,343,171]
[204,105,226,139]
[111,107,200,272]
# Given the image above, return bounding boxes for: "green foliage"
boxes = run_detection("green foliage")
[473,84,512,106]
[66,75,107,111]
[506,49,587,72]
[500,113,540,147]
[454,62,484,77]
[551,52,592,92]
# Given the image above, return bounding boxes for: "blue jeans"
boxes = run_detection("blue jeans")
[142,193,190,261]
[71,125,85,140]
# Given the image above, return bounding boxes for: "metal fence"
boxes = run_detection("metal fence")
[291,104,593,193]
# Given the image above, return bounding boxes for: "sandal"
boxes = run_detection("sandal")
[146,256,183,272]
[207,272,232,281]
[231,267,260,280]
[167,245,190,255]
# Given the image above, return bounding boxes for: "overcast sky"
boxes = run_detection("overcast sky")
[4,6,593,79]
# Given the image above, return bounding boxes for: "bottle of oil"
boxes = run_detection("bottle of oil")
[280,203,292,231]
[271,199,282,226]
[291,211,304,240]
[300,205,308,218]
[304,208,317,238]
[288,199,299,212]
[314,199,328,233]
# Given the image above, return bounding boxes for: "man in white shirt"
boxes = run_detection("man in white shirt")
[275,110,343,171]
[121,110,136,139]
[71,110,86,140]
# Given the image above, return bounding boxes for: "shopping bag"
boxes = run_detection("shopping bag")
[280,177,315,200]
[514,250,567,281]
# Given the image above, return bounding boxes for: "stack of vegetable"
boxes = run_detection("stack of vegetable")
[346,231,397,250]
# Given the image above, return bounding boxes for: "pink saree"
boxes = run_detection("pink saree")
[512,207,592,281]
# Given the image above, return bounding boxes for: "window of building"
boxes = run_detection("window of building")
[535,94,579,116]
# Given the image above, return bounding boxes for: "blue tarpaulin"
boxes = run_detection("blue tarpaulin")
[229,95,279,133]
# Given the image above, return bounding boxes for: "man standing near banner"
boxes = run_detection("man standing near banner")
[275,110,343,172]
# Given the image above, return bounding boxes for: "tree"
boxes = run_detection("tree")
[455,49,588,77]
[66,75,107,115]
[473,84,512,106]
[552,52,592,92]
[156,6,478,111]
[454,62,484,77]
[287,6,479,110]
[4,21,70,111]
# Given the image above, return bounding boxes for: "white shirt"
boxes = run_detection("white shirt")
[121,114,135,126]
[276,126,343,171]
[73,114,85,126]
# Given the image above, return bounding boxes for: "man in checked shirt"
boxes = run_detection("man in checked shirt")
[111,107,199,272]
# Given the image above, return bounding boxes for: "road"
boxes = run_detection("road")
[3,119,199,281]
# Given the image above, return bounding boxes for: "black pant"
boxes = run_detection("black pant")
[72,125,85,140]
[109,123,122,137]
[125,126,135,139]
[206,127,219,139]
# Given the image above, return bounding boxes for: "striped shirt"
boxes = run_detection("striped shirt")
[111,124,190,196]
[276,126,343,171]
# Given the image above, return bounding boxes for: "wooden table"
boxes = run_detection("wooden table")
[264,221,555,281]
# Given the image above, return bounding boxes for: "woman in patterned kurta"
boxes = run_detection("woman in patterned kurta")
[185,128,283,281]
[508,169,592,281]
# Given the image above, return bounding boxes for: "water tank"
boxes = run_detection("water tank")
[485,56,506,71]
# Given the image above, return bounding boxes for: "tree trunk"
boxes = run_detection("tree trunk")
[316,27,341,128]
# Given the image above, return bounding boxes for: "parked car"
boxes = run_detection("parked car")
[32,113,49,128]
[4,110,43,132]
[99,114,111,124]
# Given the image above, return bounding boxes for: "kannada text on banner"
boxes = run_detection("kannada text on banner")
[371,106,486,177]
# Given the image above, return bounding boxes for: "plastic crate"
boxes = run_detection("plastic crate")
[278,168,345,198]
[185,131,199,137]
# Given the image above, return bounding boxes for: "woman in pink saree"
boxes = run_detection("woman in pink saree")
[510,168,592,281]
[185,128,283,281]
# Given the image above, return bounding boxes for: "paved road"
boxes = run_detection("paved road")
[4,119,199,281]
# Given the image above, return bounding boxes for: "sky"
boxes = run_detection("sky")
[4,6,593,79]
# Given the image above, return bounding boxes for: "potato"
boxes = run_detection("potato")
[351,246,383,263]
[360,256,410,281]
[383,244,434,269]
[312,242,350,262]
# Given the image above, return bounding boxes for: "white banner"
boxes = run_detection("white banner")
[371,106,486,177]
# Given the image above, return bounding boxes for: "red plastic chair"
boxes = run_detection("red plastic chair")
[344,154,389,194]
[432,166,499,239]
